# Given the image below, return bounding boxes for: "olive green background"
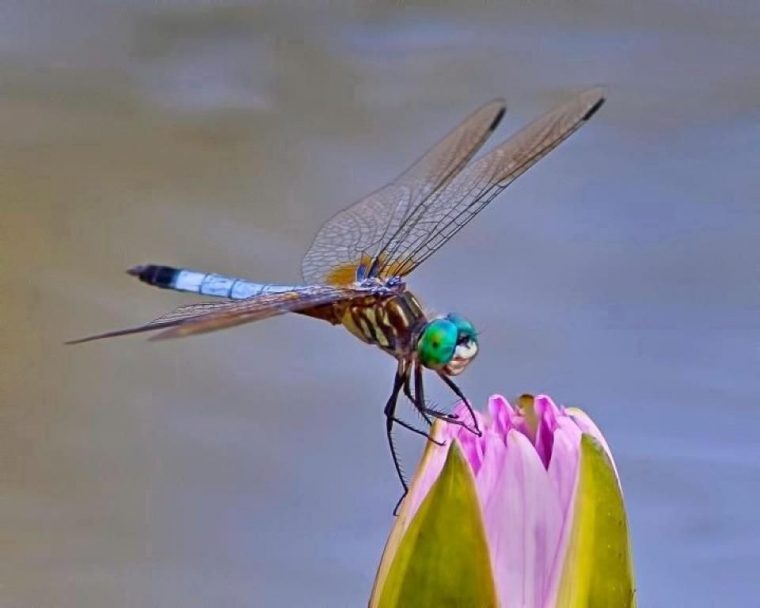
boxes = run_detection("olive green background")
[1,1,757,606]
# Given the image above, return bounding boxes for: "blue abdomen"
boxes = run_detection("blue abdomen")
[128,264,298,300]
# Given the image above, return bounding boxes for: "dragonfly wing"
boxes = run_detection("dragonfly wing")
[67,285,362,344]
[374,88,606,277]
[301,99,507,285]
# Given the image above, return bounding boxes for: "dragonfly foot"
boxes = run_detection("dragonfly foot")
[421,406,459,422]
[461,415,482,437]
[393,490,407,516]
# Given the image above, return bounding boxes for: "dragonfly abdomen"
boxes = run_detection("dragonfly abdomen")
[128,265,297,300]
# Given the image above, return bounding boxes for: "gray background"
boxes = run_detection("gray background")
[1,1,758,606]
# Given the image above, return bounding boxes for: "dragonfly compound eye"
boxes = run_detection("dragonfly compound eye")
[445,313,476,341]
[417,319,458,369]
[443,313,479,376]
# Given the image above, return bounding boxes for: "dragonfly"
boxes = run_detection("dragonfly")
[70,88,605,507]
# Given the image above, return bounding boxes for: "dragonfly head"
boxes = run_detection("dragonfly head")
[416,313,479,376]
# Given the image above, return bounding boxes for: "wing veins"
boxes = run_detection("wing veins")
[388,119,554,273]
[376,88,606,277]
[301,99,506,284]
[367,110,504,270]
[67,286,362,344]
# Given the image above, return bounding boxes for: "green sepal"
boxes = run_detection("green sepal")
[556,434,636,607]
[373,442,497,608]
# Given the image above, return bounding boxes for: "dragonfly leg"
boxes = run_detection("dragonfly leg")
[393,414,443,444]
[385,368,410,514]
[414,363,461,423]
[437,372,482,437]
[398,375,444,447]
[403,374,433,427]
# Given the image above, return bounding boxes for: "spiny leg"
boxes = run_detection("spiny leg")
[384,366,414,514]
[414,363,460,423]
[403,374,433,427]
[437,372,482,436]
[393,413,442,442]
[400,374,444,445]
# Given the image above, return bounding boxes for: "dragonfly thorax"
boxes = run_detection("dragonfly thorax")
[340,290,428,356]
[416,313,479,376]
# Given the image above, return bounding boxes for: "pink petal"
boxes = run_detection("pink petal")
[488,394,512,437]
[541,419,583,605]
[475,430,507,516]
[547,419,582,515]
[458,428,484,474]
[482,430,564,608]
[533,395,560,467]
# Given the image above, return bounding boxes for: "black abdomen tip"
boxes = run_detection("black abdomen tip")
[127,264,178,288]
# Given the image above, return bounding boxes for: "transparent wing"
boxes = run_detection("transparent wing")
[301,99,507,285]
[66,285,363,343]
[375,88,606,277]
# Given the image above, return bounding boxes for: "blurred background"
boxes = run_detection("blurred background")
[1,1,758,606]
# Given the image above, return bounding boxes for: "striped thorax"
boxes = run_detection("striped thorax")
[341,291,427,357]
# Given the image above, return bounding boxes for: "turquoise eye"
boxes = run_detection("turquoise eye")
[417,319,457,369]
[446,313,477,343]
